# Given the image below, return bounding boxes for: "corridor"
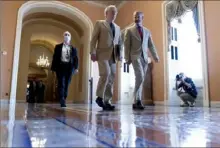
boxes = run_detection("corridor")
[1,103,220,147]
[1,1,220,147]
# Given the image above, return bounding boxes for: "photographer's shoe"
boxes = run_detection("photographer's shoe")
[180,102,189,107]
[190,101,195,107]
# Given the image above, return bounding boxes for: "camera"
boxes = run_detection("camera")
[176,73,184,81]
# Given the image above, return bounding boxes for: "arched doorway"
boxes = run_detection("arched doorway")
[162,1,209,107]
[10,1,93,104]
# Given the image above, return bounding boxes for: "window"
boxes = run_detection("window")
[171,27,174,40]
[171,45,174,59]
[174,28,178,41]
[175,46,178,60]
[171,27,178,41]
[170,45,178,60]
[170,25,178,60]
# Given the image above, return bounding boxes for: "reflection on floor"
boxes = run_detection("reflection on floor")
[1,103,220,147]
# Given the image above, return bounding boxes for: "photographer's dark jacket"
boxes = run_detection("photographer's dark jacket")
[177,78,198,98]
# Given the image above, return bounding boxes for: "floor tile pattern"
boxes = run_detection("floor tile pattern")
[1,103,220,147]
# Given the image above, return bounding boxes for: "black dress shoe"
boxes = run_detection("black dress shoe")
[96,97,104,107]
[103,103,115,111]
[133,100,145,110]
[61,104,67,108]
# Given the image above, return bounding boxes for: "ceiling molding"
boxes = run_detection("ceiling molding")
[83,1,126,10]
[23,18,81,47]
[117,1,127,10]
[23,17,82,38]
[83,1,106,8]
[31,40,55,53]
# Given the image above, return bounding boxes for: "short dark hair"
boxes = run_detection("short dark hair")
[176,73,184,80]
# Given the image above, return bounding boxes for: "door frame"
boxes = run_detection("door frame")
[162,1,210,107]
[10,1,93,104]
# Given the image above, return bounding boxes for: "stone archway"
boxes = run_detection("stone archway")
[10,1,93,104]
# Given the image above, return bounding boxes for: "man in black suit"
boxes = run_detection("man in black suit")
[51,31,79,107]
[36,80,45,103]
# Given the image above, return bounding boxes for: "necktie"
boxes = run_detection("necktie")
[65,45,70,60]
[110,22,115,38]
[137,26,143,40]
[66,49,69,57]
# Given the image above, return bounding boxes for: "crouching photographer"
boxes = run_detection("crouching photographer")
[176,73,198,107]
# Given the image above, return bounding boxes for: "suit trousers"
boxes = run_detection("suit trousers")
[132,55,148,101]
[96,57,116,103]
[56,62,72,105]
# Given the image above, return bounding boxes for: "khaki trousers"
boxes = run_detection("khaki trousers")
[96,58,116,103]
[132,55,148,101]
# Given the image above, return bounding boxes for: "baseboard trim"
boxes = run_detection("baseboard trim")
[16,100,26,103]
[210,101,220,108]
[0,99,9,104]
[154,101,165,106]
[66,100,73,104]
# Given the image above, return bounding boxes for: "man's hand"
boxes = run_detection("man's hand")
[185,83,192,89]
[126,60,132,65]
[181,77,185,82]
[182,79,192,88]
[155,58,159,63]
[75,69,79,73]
[119,56,123,61]
[91,53,97,62]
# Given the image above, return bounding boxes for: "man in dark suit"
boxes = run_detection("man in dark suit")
[51,31,79,107]
[36,80,45,103]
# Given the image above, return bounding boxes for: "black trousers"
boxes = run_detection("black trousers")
[56,62,72,106]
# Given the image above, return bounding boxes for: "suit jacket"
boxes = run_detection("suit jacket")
[51,43,78,74]
[124,24,159,62]
[90,20,122,61]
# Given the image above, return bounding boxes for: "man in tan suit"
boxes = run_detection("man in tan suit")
[90,5,122,111]
[124,11,159,110]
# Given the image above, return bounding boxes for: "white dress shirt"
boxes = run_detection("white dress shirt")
[61,43,71,62]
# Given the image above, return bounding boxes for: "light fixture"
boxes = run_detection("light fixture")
[27,83,30,88]
[36,53,50,68]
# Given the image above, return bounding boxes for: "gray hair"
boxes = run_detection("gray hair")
[63,31,71,36]
[104,5,117,16]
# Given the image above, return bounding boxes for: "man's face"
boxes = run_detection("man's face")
[63,31,71,43]
[106,9,117,22]
[134,12,144,24]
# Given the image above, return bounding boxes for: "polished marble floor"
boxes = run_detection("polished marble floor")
[1,103,220,147]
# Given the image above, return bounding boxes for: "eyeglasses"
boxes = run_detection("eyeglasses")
[64,33,70,36]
